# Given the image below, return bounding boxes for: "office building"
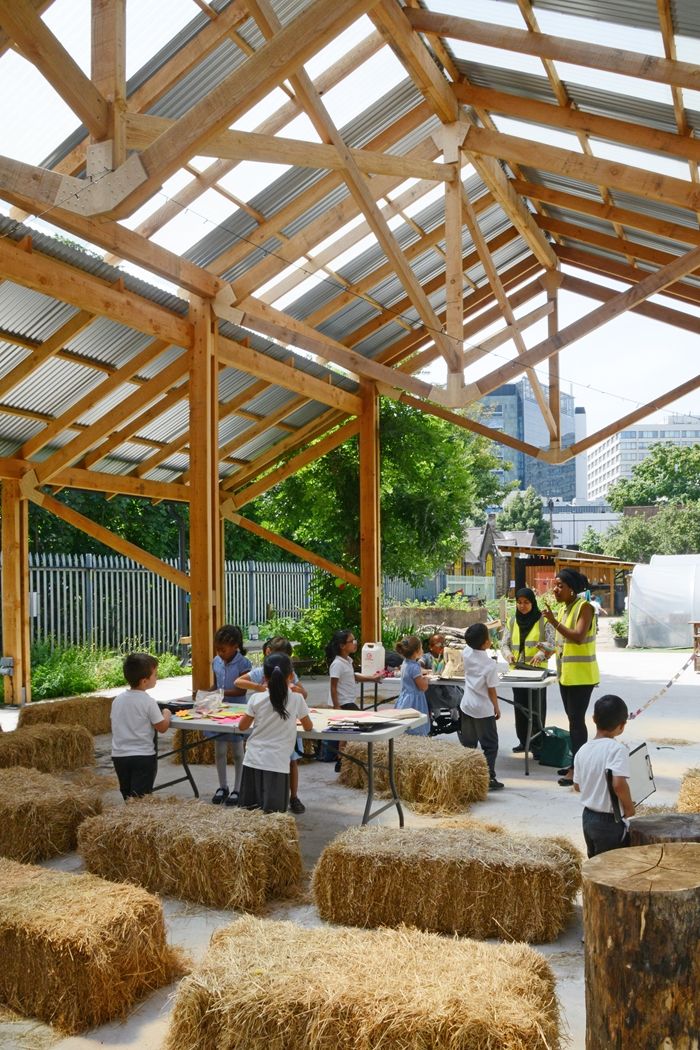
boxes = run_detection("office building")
[587,415,700,501]
[480,379,581,501]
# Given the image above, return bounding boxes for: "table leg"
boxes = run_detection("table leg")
[386,737,404,828]
[152,727,201,798]
[373,680,379,711]
[524,690,533,776]
[361,741,374,824]
[359,681,365,710]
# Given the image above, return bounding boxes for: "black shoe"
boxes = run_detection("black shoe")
[334,759,342,773]
[557,777,574,787]
[289,796,305,814]
[211,787,229,805]
[488,778,504,791]
[512,745,526,754]
[224,791,239,806]
[557,767,573,777]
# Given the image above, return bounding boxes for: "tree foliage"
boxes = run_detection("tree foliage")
[607,443,700,510]
[579,504,700,563]
[253,400,503,584]
[495,486,551,545]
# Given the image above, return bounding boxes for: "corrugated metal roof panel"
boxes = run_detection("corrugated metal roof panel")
[0,283,78,343]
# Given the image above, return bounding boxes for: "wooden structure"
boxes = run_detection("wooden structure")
[498,545,633,610]
[629,813,700,846]
[582,843,700,1049]
[0,1,698,697]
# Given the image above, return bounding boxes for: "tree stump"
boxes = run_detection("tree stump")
[629,813,700,847]
[582,843,700,1049]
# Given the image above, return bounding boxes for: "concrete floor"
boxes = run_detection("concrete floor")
[1,621,698,1049]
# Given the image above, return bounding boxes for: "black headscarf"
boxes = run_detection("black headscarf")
[514,586,541,658]
[557,568,589,597]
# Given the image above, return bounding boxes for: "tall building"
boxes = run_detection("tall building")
[587,415,700,501]
[480,379,581,501]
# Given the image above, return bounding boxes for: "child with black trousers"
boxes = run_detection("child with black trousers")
[237,652,313,814]
[573,694,635,857]
[460,622,503,791]
[110,652,170,799]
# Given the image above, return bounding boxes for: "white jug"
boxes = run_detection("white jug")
[361,641,385,677]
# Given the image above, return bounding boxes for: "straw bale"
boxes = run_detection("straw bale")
[0,725,93,773]
[0,858,183,1035]
[170,728,239,764]
[165,915,561,1050]
[338,736,489,812]
[0,768,102,862]
[17,695,113,736]
[78,796,302,912]
[312,826,582,943]
[678,767,700,812]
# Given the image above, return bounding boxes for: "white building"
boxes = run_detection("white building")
[546,500,620,548]
[587,415,700,501]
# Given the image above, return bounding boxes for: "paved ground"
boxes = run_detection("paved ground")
[1,624,698,1049]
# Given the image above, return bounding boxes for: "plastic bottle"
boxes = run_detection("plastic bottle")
[361,641,385,677]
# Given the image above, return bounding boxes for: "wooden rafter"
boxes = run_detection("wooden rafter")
[406,8,700,92]
[0,310,93,402]
[555,246,700,308]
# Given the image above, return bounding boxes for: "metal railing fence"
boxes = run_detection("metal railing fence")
[1,554,458,651]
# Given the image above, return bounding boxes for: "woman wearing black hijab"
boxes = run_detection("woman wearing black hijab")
[501,587,555,753]
[542,569,600,785]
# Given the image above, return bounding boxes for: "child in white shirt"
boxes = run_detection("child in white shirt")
[573,694,635,857]
[460,622,503,791]
[110,653,170,799]
[237,653,313,814]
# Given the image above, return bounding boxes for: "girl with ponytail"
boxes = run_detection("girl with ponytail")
[237,652,313,813]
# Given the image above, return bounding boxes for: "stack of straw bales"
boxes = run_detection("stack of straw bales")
[338,736,489,812]
[678,767,700,812]
[78,796,302,912]
[0,768,102,862]
[165,915,561,1050]
[0,724,93,772]
[170,729,238,765]
[0,858,183,1034]
[17,695,113,735]
[312,825,582,942]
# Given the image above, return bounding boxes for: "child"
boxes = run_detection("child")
[573,694,635,858]
[235,636,308,815]
[394,634,430,735]
[208,625,251,806]
[325,629,379,770]
[110,652,170,800]
[460,622,503,791]
[421,633,446,674]
[237,652,313,813]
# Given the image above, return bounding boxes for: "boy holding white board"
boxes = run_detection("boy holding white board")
[573,695,635,858]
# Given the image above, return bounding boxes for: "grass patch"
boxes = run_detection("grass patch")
[30,643,188,701]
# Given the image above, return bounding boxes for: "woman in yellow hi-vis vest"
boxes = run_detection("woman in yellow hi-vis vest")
[543,568,599,786]
[500,587,555,752]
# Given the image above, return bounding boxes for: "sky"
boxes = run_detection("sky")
[0,0,698,443]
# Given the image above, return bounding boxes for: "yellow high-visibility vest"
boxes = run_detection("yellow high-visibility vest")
[556,598,599,686]
[507,616,548,668]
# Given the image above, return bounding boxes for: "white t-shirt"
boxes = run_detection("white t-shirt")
[460,647,499,719]
[328,655,357,707]
[243,691,310,774]
[574,737,630,813]
[110,689,164,757]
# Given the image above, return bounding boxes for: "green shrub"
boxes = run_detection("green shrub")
[30,643,189,700]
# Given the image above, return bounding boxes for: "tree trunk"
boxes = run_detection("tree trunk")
[582,843,700,1049]
[629,813,700,847]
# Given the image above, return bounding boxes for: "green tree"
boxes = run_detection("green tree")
[607,443,700,510]
[495,486,551,545]
[654,502,700,555]
[252,399,503,584]
[578,525,604,554]
[596,513,658,563]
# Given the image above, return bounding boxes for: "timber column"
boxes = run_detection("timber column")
[1,480,31,704]
[358,381,381,642]
[189,297,224,690]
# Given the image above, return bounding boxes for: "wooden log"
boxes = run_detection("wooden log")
[582,843,700,1048]
[629,813,700,846]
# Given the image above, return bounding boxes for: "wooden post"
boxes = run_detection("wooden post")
[1,480,31,704]
[90,0,127,169]
[541,270,561,448]
[189,297,222,691]
[359,381,381,642]
[582,843,700,1048]
[629,813,700,846]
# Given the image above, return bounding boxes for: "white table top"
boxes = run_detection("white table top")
[498,673,557,690]
[170,710,428,743]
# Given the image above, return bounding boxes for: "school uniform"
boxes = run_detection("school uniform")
[395,658,430,735]
[238,691,310,813]
[110,689,163,799]
[460,647,500,779]
[248,665,303,761]
[574,737,630,857]
[328,655,359,709]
